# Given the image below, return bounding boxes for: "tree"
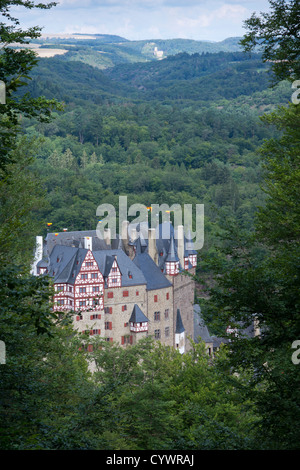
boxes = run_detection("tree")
[0,0,62,170]
[199,1,300,447]
[240,0,300,82]
[0,136,46,265]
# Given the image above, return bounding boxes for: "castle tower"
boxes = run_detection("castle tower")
[175,309,185,354]
[165,235,179,275]
[129,304,149,344]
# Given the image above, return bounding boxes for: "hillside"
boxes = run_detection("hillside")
[20,49,291,252]
[28,34,244,69]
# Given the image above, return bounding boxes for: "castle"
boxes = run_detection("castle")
[32,221,197,353]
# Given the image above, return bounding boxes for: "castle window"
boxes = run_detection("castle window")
[121,336,133,345]
[154,295,158,302]
[57,299,64,306]
[166,293,169,300]
[154,329,161,339]
[91,273,98,279]
[81,274,88,280]
[154,311,160,321]
[164,309,169,319]
[104,307,112,314]
[107,292,113,298]
[79,287,86,293]
[86,262,93,267]
[165,327,170,337]
[136,291,139,296]
[90,314,101,320]
[90,329,101,335]
[76,315,83,321]
[69,286,73,292]
[105,321,112,330]
[123,290,129,297]
[122,305,127,312]
[79,301,86,307]
[93,286,99,292]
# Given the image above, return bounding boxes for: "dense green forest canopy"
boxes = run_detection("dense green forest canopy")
[1,0,299,451]
[19,49,291,251]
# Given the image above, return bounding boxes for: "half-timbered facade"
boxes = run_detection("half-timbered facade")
[35,221,197,353]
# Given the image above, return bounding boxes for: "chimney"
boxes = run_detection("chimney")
[177,225,184,269]
[84,236,92,251]
[104,228,111,246]
[129,226,137,244]
[31,236,43,275]
[122,220,129,247]
[148,228,158,264]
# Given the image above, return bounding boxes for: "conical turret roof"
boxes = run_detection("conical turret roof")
[165,235,179,263]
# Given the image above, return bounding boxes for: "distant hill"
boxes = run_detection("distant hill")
[30,34,243,69]
[23,49,291,109]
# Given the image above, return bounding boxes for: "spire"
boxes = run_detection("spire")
[185,228,197,255]
[166,235,179,263]
[135,236,143,256]
[129,304,149,324]
[175,309,185,334]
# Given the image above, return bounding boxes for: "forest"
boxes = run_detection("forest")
[0,0,299,452]
[22,51,290,241]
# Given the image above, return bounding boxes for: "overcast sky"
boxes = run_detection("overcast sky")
[10,0,270,42]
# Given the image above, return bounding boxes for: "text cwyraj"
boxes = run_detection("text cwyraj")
[106,454,194,467]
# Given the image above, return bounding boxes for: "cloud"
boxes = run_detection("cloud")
[8,0,271,41]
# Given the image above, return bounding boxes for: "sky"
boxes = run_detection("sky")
[10,0,271,42]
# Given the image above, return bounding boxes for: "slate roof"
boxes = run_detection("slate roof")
[93,249,147,287]
[165,235,179,263]
[45,245,88,284]
[42,243,147,287]
[45,230,123,255]
[129,304,149,323]
[41,222,195,290]
[133,251,172,291]
[193,304,227,347]
[128,221,197,272]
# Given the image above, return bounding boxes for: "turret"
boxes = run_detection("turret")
[165,235,179,275]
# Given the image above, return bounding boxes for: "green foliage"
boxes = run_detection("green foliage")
[240,0,300,82]
[0,0,62,170]
[0,136,47,265]
[199,103,300,449]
